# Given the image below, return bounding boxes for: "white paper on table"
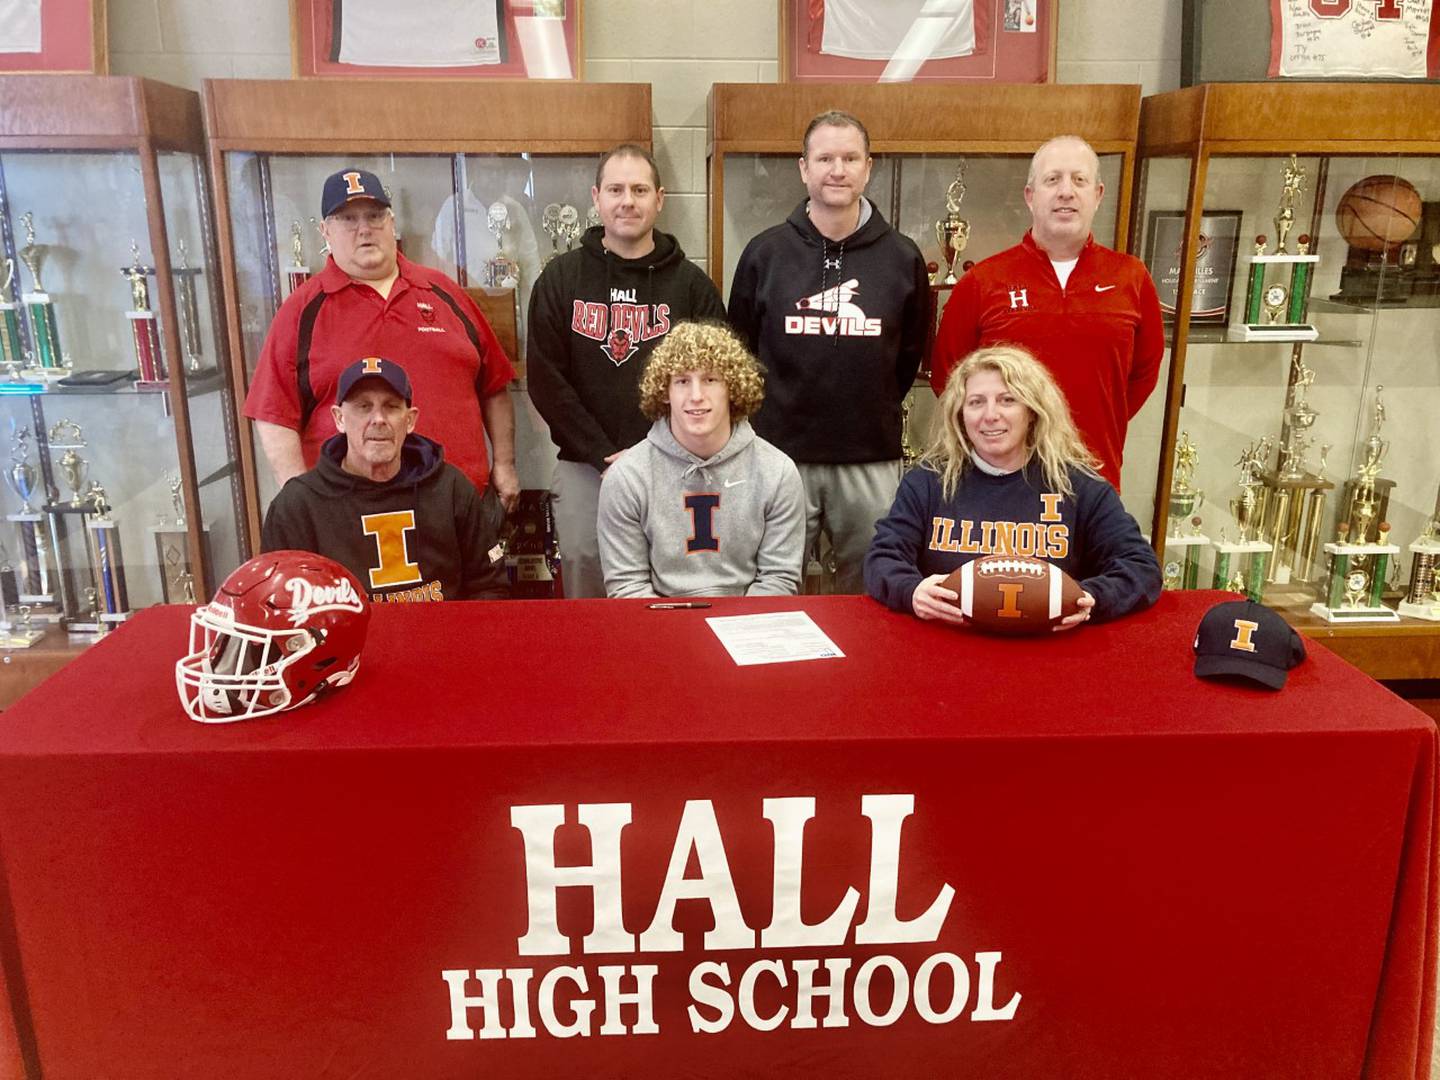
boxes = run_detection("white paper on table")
[705,611,846,667]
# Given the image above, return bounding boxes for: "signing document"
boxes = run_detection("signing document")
[706,611,846,667]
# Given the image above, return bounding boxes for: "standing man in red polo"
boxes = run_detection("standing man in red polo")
[930,135,1163,490]
[245,168,519,510]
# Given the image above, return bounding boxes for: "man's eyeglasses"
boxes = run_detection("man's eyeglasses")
[326,208,392,231]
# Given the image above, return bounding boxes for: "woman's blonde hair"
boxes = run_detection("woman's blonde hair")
[638,321,766,422]
[922,344,1100,499]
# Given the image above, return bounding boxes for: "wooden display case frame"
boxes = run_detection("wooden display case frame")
[201,79,652,555]
[1133,82,1440,680]
[0,75,236,701]
[706,82,1143,292]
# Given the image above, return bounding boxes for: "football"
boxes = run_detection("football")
[941,555,1085,635]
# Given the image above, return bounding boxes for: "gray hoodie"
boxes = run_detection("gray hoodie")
[598,418,805,598]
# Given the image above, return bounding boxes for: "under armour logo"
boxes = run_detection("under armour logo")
[1008,288,1029,310]
[824,257,842,270]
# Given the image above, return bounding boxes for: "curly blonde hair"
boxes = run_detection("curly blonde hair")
[638,321,766,422]
[922,344,1100,499]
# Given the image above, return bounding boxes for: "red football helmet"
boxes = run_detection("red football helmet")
[176,551,371,723]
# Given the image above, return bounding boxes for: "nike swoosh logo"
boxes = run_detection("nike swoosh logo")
[724,478,746,488]
[1094,285,1116,293]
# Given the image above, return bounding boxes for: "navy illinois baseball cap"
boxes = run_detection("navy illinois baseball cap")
[1193,599,1307,689]
[321,168,392,218]
[336,357,412,406]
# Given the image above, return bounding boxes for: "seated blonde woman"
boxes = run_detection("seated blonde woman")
[864,344,1161,627]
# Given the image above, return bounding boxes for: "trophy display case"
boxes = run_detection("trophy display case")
[0,75,245,689]
[1129,82,1440,680]
[202,79,651,553]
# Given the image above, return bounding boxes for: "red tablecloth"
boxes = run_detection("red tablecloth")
[0,591,1434,1078]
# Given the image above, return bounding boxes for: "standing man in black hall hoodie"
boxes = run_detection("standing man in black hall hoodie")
[728,110,929,594]
[527,144,726,598]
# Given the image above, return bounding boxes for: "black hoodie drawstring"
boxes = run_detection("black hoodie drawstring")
[819,236,846,346]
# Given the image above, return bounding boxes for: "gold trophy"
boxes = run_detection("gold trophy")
[1238,157,1318,341]
[42,420,107,631]
[1339,387,1394,543]
[933,162,970,286]
[1163,432,1208,590]
[172,239,205,374]
[1399,485,1440,621]
[558,205,582,252]
[1258,353,1333,585]
[123,241,167,387]
[485,202,521,289]
[150,470,205,603]
[541,204,562,263]
[0,258,23,373]
[0,543,43,646]
[1211,437,1273,602]
[18,212,69,378]
[4,428,56,611]
[286,221,313,295]
[84,483,130,628]
[1311,515,1400,623]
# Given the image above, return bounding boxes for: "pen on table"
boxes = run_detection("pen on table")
[648,601,712,610]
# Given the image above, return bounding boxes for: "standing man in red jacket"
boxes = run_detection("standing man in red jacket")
[930,135,1163,490]
[246,168,518,510]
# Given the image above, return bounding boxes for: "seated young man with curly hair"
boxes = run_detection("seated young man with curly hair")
[597,321,805,597]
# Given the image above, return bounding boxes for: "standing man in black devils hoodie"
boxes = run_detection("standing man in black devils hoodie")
[527,144,727,597]
[261,357,509,602]
[728,110,929,594]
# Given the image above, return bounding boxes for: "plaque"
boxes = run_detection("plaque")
[1144,210,1241,324]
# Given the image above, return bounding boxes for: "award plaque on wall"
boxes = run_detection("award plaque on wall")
[779,0,1056,83]
[1145,210,1242,324]
[292,0,582,80]
[0,0,106,74]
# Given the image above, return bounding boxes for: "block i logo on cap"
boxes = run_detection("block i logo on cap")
[1193,599,1307,689]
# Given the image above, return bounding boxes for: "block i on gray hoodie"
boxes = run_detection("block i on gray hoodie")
[598,418,805,598]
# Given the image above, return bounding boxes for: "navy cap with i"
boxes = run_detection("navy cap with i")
[336,356,412,406]
[1193,599,1307,689]
[321,168,392,219]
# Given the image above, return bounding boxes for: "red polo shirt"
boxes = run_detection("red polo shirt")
[244,253,515,493]
[930,232,1164,490]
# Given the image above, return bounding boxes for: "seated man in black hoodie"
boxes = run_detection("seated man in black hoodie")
[261,356,509,602]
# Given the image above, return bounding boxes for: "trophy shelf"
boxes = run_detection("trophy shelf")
[1,73,248,636]
[1279,601,1440,683]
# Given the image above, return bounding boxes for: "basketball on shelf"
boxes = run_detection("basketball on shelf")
[1335,175,1423,253]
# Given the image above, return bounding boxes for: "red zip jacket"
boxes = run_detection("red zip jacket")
[930,231,1164,490]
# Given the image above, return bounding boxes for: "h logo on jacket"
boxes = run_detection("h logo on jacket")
[1008,288,1029,310]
